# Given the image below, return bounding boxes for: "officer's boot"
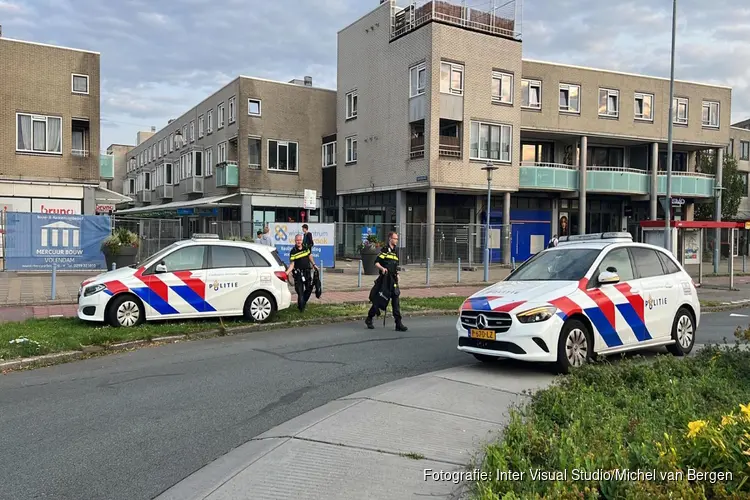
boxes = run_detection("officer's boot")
[395,320,408,332]
[365,315,375,330]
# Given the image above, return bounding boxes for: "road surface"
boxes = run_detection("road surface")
[0,309,747,500]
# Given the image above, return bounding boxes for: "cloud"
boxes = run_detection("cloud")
[0,0,746,152]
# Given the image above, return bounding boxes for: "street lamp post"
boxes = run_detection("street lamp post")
[664,0,677,252]
[482,161,499,282]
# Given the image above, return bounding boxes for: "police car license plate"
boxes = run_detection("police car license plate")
[470,329,495,340]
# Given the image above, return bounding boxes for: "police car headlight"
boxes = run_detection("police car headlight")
[83,284,106,297]
[516,306,556,324]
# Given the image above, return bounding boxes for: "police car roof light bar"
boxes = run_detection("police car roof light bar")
[557,232,633,243]
[191,233,220,240]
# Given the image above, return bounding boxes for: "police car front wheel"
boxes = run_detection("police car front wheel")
[556,319,593,374]
[107,294,144,328]
[667,307,695,356]
[244,292,276,323]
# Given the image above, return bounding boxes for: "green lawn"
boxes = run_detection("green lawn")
[0,296,465,361]
[473,329,750,499]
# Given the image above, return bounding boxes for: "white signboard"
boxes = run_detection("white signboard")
[32,198,81,215]
[0,197,31,212]
[303,189,317,210]
[683,229,700,265]
[96,204,116,214]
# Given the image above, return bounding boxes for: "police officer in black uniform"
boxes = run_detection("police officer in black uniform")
[365,231,407,331]
[286,233,318,312]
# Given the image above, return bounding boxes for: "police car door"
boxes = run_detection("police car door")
[593,247,641,347]
[205,244,257,314]
[628,247,673,340]
[145,244,209,317]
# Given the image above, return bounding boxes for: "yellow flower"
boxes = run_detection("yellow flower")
[740,403,750,420]
[722,413,736,427]
[687,420,709,439]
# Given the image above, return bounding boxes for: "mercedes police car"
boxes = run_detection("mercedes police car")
[457,232,700,373]
[77,234,292,327]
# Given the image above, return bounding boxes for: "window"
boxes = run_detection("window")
[228,96,236,123]
[409,62,426,97]
[702,100,720,128]
[218,103,225,128]
[248,98,261,116]
[728,138,734,157]
[16,113,62,154]
[204,147,213,177]
[190,121,195,142]
[165,163,172,185]
[144,171,151,190]
[469,121,512,163]
[440,61,463,95]
[129,178,135,194]
[598,88,619,117]
[491,71,513,104]
[198,115,204,138]
[169,133,174,152]
[740,172,749,197]
[245,249,271,267]
[674,97,688,124]
[72,74,89,94]
[742,141,750,161]
[322,141,336,167]
[521,79,541,109]
[657,251,681,275]
[181,125,187,147]
[597,248,634,282]
[630,247,665,278]
[207,109,214,133]
[158,141,162,157]
[248,137,261,168]
[210,245,248,269]
[346,91,358,119]
[506,249,601,282]
[634,93,654,121]
[268,140,299,171]
[559,83,580,113]
[157,246,206,273]
[345,136,357,164]
[217,142,227,164]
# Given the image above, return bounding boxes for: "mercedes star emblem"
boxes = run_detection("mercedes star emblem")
[477,314,488,329]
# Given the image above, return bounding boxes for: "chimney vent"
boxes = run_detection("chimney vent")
[167,119,174,124]
[304,76,313,86]
[0,25,3,37]
[151,126,156,132]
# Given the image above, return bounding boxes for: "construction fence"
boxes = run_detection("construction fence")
[111,216,183,263]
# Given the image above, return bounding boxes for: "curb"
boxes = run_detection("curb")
[0,309,456,373]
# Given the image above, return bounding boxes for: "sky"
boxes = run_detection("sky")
[2,0,748,151]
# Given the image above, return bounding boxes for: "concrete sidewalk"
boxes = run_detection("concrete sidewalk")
[155,363,556,500]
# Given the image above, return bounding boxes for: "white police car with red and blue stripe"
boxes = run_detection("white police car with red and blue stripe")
[77,234,292,327]
[457,232,700,373]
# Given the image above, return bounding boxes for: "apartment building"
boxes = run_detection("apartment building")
[117,76,336,236]
[104,143,135,198]
[0,35,126,214]
[727,122,750,219]
[333,0,732,264]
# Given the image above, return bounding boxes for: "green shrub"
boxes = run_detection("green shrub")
[474,333,750,499]
[101,227,139,256]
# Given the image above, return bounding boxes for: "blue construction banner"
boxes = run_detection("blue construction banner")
[272,223,335,268]
[4,212,111,271]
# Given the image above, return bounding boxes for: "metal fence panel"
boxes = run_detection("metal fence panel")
[112,216,183,262]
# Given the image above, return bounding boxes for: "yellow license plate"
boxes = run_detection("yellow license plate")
[470,329,495,340]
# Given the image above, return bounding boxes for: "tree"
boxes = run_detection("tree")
[694,152,744,221]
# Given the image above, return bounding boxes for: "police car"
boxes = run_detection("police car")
[77,234,292,327]
[457,232,700,373]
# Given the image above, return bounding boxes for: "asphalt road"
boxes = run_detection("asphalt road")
[0,316,468,500]
[0,310,746,500]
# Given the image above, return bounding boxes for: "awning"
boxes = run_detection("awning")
[115,194,240,215]
[96,186,132,204]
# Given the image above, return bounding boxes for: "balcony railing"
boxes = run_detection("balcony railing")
[410,136,425,159]
[215,161,239,187]
[156,185,173,200]
[392,0,521,41]
[137,190,152,203]
[519,162,578,191]
[438,135,461,158]
[72,149,89,157]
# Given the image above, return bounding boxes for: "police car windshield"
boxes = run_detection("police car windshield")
[506,248,601,281]
[141,242,182,268]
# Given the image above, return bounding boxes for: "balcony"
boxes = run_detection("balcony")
[156,184,173,200]
[99,154,114,180]
[438,135,461,158]
[587,167,649,195]
[657,171,715,198]
[215,161,239,187]
[519,162,578,191]
[410,136,425,159]
[186,175,204,194]
[137,190,151,203]
[391,0,521,41]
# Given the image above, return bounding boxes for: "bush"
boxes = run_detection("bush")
[357,234,383,252]
[474,332,750,499]
[101,227,139,256]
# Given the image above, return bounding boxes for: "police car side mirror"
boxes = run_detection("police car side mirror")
[598,270,620,285]
[155,262,167,274]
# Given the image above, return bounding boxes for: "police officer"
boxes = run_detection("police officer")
[365,231,407,332]
[286,234,318,312]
